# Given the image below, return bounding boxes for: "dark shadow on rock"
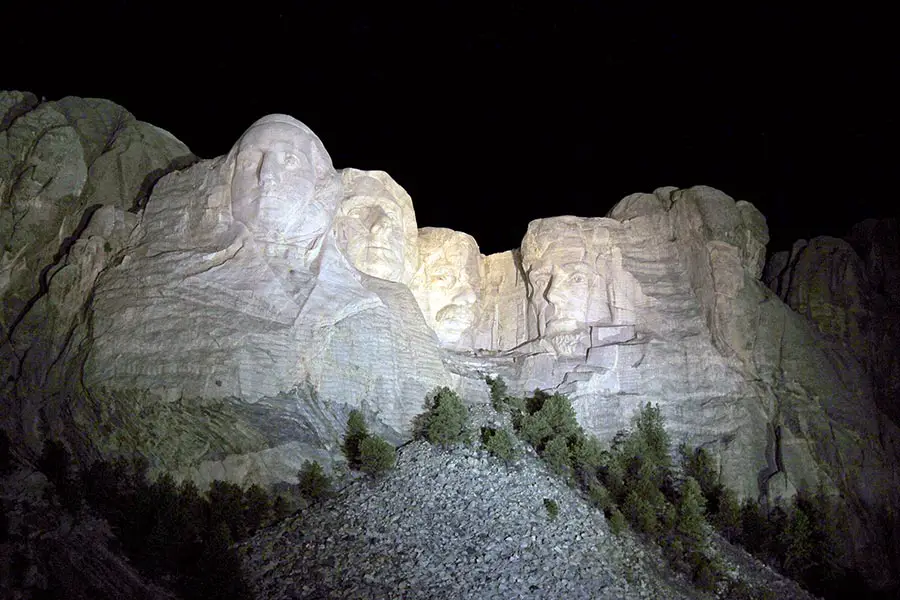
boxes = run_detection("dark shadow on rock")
[129,153,200,213]
[3,203,103,352]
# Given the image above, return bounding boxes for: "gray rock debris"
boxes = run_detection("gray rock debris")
[238,424,815,600]
[239,439,684,599]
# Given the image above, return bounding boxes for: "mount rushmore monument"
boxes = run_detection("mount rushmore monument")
[2,92,899,579]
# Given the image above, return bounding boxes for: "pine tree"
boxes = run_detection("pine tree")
[608,507,627,536]
[298,460,332,501]
[417,387,469,448]
[485,375,509,411]
[625,489,659,535]
[144,472,181,573]
[482,427,518,463]
[343,410,369,469]
[243,483,273,534]
[206,480,247,541]
[542,435,573,480]
[519,393,580,451]
[359,435,396,477]
[571,433,604,488]
[675,476,707,547]
[713,486,742,542]
[780,503,815,579]
[189,522,252,600]
[738,499,769,554]
[680,443,722,511]
[632,402,671,472]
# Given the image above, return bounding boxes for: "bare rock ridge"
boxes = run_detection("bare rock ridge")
[1,92,898,587]
[764,219,900,427]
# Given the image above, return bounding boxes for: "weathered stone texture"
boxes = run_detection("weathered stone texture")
[1,95,898,582]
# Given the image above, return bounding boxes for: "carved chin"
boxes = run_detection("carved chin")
[434,305,475,341]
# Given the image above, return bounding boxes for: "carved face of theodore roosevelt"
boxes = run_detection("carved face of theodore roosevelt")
[411,228,482,347]
[230,114,335,245]
[335,169,418,284]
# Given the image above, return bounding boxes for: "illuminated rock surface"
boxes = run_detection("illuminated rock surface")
[1,93,899,587]
[335,168,419,285]
[410,227,483,349]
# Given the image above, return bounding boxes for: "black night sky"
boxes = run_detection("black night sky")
[6,2,897,256]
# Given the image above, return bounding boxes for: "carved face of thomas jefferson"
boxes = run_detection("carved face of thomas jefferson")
[230,114,336,246]
[335,169,418,284]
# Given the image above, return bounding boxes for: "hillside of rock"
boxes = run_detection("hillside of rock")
[238,416,817,600]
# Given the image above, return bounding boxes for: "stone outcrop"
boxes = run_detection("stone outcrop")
[765,219,900,426]
[69,115,449,487]
[760,222,900,583]
[410,227,483,350]
[1,92,898,585]
[0,92,196,460]
[0,92,194,334]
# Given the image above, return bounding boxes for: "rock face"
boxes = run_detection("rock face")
[0,92,194,332]
[74,115,449,486]
[760,223,900,583]
[334,168,419,285]
[1,93,899,584]
[765,220,900,426]
[0,92,196,458]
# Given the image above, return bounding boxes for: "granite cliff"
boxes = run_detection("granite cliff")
[1,92,898,587]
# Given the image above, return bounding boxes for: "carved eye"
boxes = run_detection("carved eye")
[433,270,456,287]
[283,153,300,169]
[570,273,587,284]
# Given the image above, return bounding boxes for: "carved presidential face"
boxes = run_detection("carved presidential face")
[335,170,418,283]
[230,116,332,244]
[412,228,482,346]
[521,218,611,342]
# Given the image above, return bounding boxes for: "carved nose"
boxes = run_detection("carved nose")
[258,153,279,184]
[370,214,390,235]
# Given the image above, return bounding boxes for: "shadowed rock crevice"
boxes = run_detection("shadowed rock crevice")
[128,153,199,213]
[4,202,102,350]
